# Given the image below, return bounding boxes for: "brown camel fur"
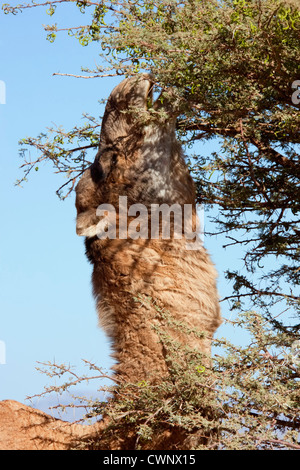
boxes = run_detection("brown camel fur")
[75,75,222,385]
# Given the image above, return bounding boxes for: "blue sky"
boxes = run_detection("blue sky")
[0,3,245,421]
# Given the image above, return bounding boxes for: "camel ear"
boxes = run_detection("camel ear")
[76,210,99,238]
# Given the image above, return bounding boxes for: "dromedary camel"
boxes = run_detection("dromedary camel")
[75,75,222,385]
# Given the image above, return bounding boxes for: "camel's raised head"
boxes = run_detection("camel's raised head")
[98,74,155,148]
[106,74,154,112]
[75,74,190,237]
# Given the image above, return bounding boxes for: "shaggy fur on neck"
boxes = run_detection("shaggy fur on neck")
[75,75,222,384]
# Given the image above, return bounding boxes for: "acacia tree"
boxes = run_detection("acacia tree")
[3,0,300,449]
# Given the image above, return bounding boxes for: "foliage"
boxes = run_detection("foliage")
[3,0,299,321]
[3,0,300,450]
[28,296,300,450]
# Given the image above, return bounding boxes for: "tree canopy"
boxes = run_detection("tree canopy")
[3,0,300,449]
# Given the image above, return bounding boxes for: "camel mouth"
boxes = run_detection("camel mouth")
[144,78,165,112]
[145,80,164,112]
[146,80,155,109]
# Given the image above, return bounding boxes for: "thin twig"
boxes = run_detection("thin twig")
[53,72,121,79]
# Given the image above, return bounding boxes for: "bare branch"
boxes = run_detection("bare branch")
[53,71,121,79]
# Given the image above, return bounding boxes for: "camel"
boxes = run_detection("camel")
[75,75,222,385]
